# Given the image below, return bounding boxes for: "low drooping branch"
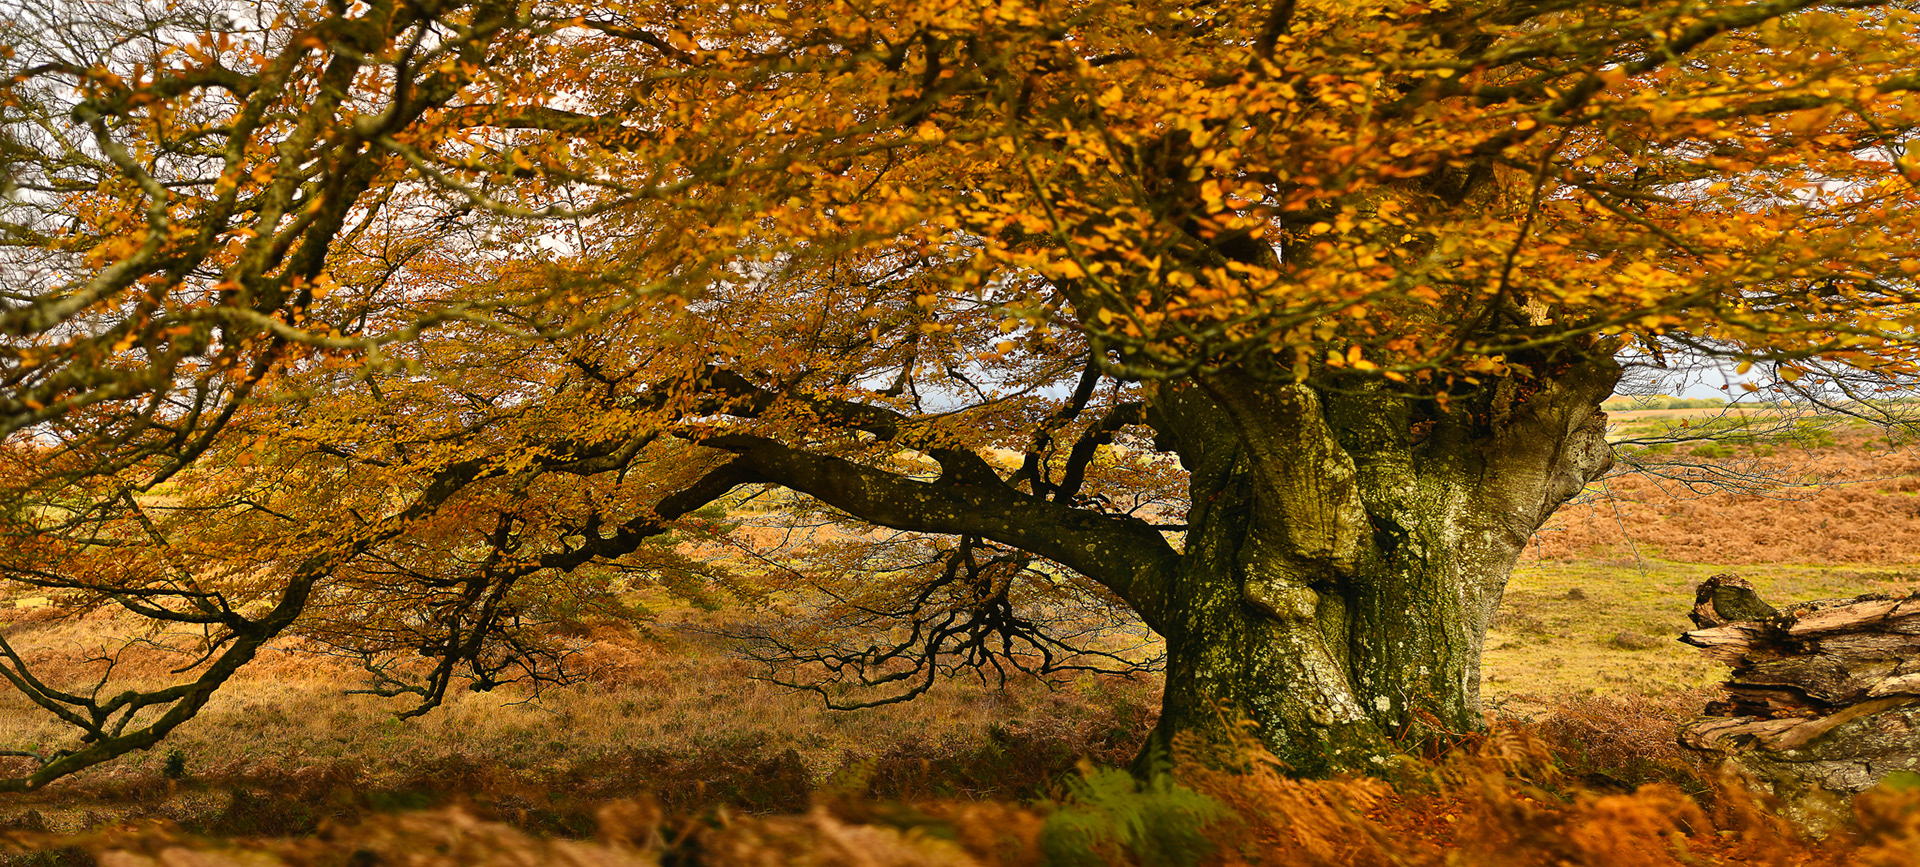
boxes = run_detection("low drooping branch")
[0,555,324,792]
[697,431,1181,631]
[735,535,1160,710]
[308,455,763,718]
[0,422,737,786]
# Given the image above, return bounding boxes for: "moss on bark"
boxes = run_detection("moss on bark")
[1138,351,1621,774]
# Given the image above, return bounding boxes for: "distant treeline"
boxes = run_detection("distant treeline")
[1603,394,1920,411]
[1600,395,1730,410]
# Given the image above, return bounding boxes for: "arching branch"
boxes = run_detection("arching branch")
[696,432,1180,631]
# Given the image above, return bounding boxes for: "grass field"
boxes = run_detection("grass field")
[1,419,1918,864]
[1485,558,1915,712]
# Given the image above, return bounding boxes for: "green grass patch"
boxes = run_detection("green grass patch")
[1483,557,1919,714]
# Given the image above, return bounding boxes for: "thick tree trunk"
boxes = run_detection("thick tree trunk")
[702,346,1619,776]
[1139,352,1619,773]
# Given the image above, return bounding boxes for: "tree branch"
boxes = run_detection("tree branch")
[696,433,1179,630]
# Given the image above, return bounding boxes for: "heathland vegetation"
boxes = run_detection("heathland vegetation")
[0,419,1917,864]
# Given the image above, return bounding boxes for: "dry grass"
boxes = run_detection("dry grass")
[1479,557,1919,716]
[1483,421,1920,713]
[1540,420,1920,565]
[0,604,1155,842]
[9,421,1920,862]
[12,719,1920,867]
[3,607,1897,866]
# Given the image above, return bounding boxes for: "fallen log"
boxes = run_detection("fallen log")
[1679,575,1920,823]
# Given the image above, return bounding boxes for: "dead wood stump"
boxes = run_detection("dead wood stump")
[1679,575,1920,825]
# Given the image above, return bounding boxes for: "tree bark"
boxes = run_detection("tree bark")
[1678,577,1920,827]
[699,349,1620,775]
[1137,352,1619,773]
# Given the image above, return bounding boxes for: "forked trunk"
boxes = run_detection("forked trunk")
[1139,353,1619,774]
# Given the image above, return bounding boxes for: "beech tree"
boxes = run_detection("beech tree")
[5,0,1920,787]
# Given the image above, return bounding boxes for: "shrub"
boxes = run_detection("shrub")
[1039,763,1230,867]
[1690,443,1737,459]
[161,749,188,781]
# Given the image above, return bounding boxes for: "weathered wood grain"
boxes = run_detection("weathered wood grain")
[1680,575,1920,810]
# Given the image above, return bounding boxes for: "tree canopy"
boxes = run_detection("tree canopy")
[4,0,1920,787]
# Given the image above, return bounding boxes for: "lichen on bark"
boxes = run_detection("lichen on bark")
[1128,350,1621,773]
